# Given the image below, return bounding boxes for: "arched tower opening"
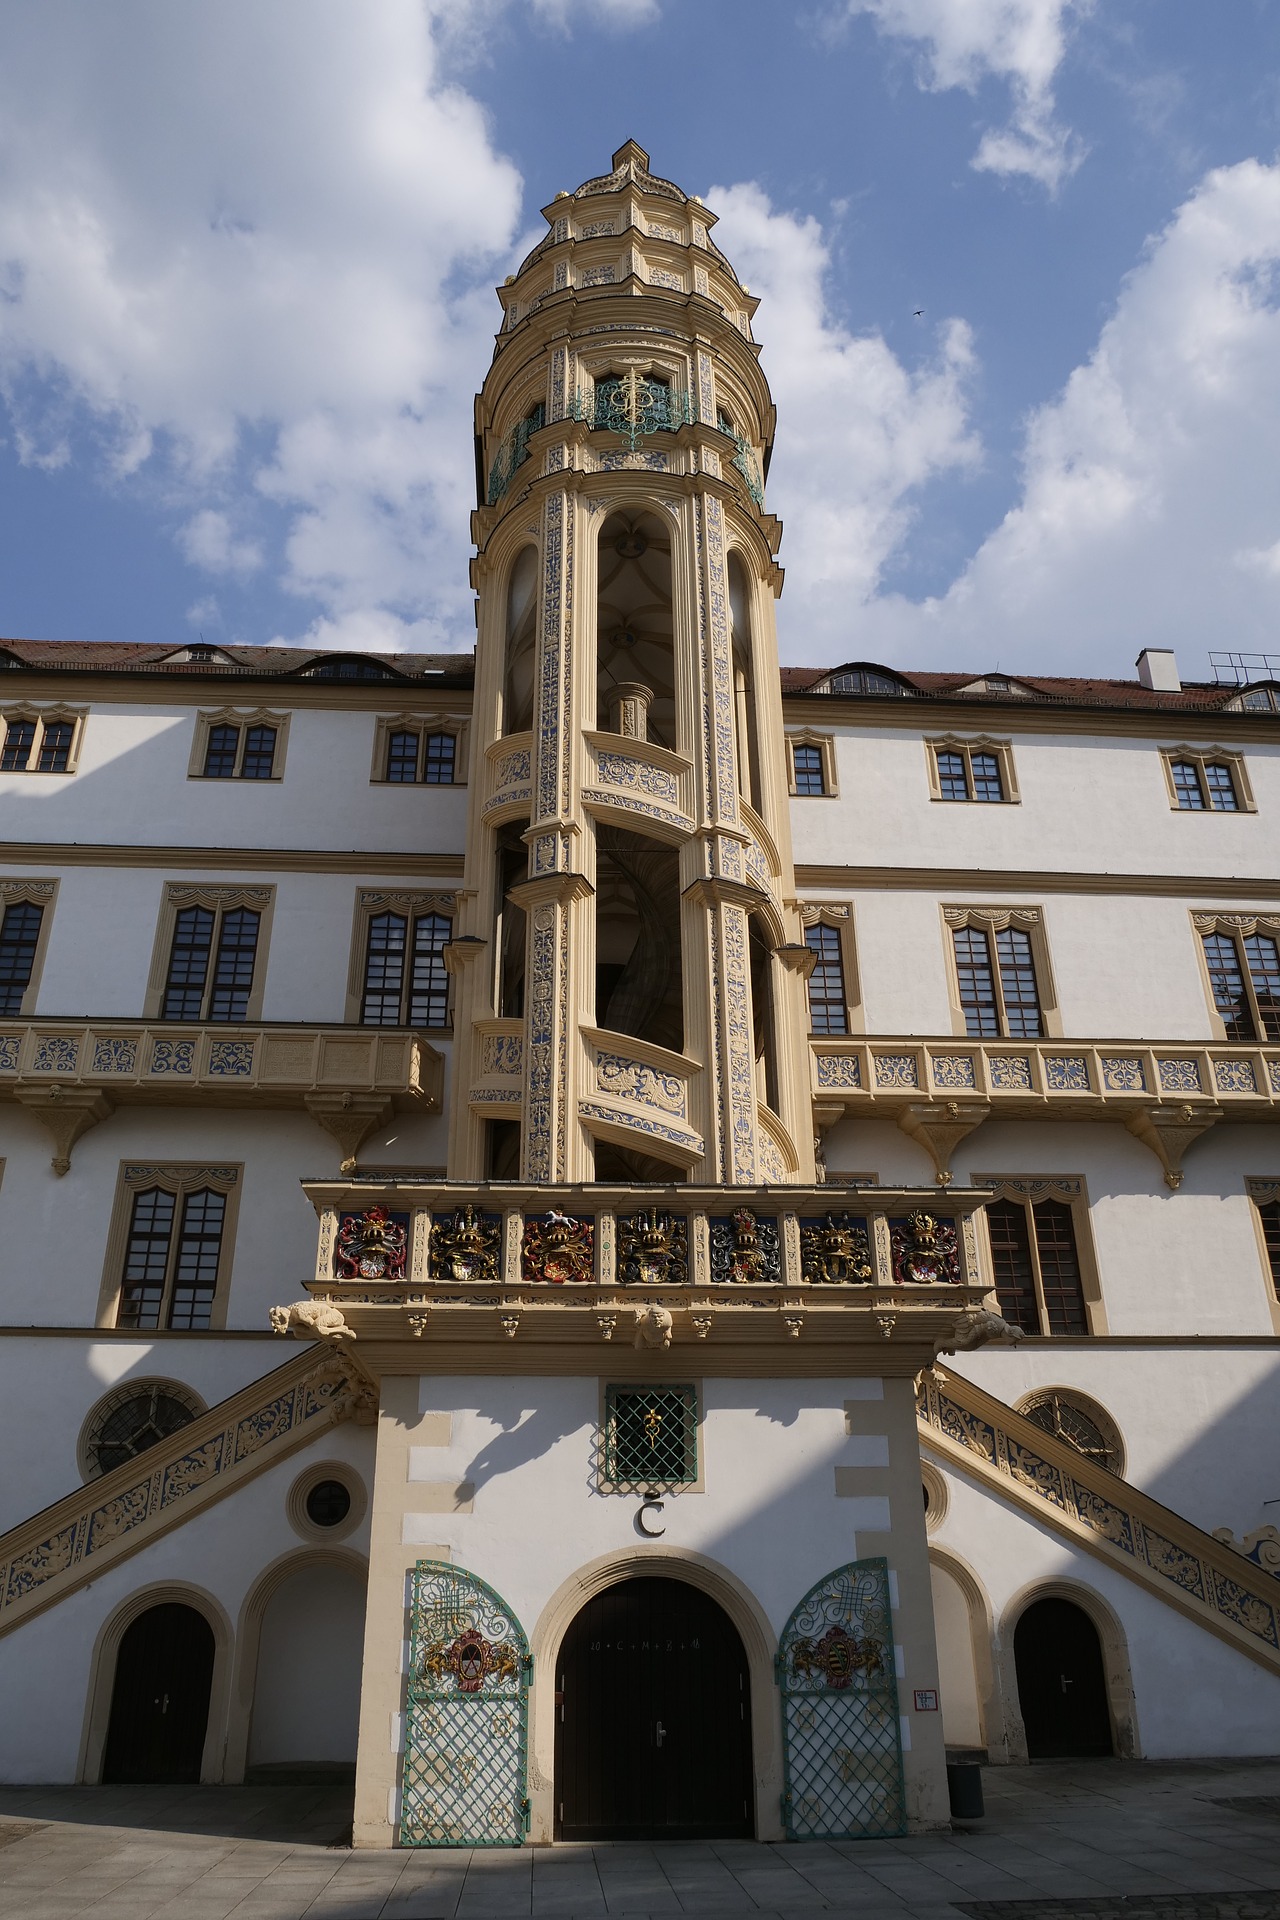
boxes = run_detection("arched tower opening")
[596,511,676,749]
[728,553,761,814]
[594,823,683,1055]
[504,546,538,736]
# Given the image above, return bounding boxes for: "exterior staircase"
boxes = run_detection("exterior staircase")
[0,1343,373,1639]
[918,1364,1280,1675]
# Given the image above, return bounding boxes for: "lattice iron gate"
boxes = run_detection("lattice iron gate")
[777,1558,906,1840]
[401,1560,531,1847]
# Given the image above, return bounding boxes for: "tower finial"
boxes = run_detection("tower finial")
[611,139,650,174]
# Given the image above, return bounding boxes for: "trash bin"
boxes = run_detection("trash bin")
[946,1753,985,1822]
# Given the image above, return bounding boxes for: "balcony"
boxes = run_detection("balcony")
[810,1034,1280,1186]
[293,1177,997,1372]
[0,1020,442,1173]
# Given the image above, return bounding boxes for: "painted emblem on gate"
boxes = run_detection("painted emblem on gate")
[790,1625,884,1690]
[420,1626,519,1694]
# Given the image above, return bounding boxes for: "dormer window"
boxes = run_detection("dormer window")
[827,667,912,698]
[164,643,236,667]
[957,674,1035,698]
[302,655,398,681]
[1235,684,1280,713]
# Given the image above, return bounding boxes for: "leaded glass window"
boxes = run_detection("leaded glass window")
[986,1193,1088,1336]
[161,904,261,1022]
[603,1384,697,1488]
[423,733,456,785]
[361,909,452,1028]
[1202,929,1280,1041]
[805,923,848,1035]
[1,719,35,771]
[792,743,826,795]
[0,900,43,1016]
[387,730,419,782]
[118,1186,226,1331]
[953,924,1043,1038]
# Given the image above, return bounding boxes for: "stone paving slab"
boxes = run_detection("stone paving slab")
[1,1760,1280,1919]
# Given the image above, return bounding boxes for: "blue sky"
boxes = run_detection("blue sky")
[1,1,1279,676]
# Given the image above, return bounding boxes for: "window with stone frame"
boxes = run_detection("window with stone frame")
[372,715,467,786]
[1195,914,1280,1042]
[1246,1181,1280,1307]
[0,880,56,1017]
[190,709,288,780]
[1160,746,1253,813]
[99,1164,241,1332]
[602,1384,698,1489]
[350,890,455,1029]
[147,884,274,1024]
[945,907,1053,1039]
[804,921,850,1034]
[926,736,1017,804]
[786,732,837,797]
[1,708,86,775]
[979,1177,1099,1336]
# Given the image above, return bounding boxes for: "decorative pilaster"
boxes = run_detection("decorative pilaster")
[514,872,593,1183]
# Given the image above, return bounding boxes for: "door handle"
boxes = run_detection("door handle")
[655,1720,667,1748]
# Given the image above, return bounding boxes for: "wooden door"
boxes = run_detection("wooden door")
[102,1602,216,1783]
[555,1576,753,1841]
[1014,1597,1113,1758]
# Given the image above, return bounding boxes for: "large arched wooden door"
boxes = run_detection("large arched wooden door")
[102,1602,215,1783]
[1014,1597,1114,1757]
[556,1576,753,1841]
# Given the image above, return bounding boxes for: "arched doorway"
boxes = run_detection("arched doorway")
[248,1562,365,1774]
[555,1576,753,1840]
[102,1602,215,1783]
[1014,1597,1113,1758]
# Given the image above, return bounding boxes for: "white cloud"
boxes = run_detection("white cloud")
[859,159,1280,676]
[0,0,527,650]
[708,182,981,654]
[836,0,1089,190]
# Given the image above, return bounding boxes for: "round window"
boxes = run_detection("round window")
[79,1380,205,1481]
[1020,1391,1123,1474]
[304,1479,353,1528]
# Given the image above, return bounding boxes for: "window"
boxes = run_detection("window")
[147,884,273,1023]
[805,922,849,1034]
[1247,1181,1280,1307]
[786,733,836,797]
[1161,747,1253,812]
[1,709,85,774]
[361,908,452,1027]
[927,737,1017,803]
[79,1379,204,1480]
[100,1163,241,1331]
[951,924,1042,1038]
[981,1181,1096,1336]
[1018,1391,1123,1471]
[1237,684,1280,712]
[602,1384,697,1489]
[487,402,546,505]
[303,655,398,680]
[1198,922,1280,1041]
[191,709,288,780]
[373,716,467,786]
[793,745,825,795]
[828,667,911,697]
[0,900,43,1017]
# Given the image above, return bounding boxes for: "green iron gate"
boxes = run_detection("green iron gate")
[401,1560,531,1847]
[777,1557,906,1840]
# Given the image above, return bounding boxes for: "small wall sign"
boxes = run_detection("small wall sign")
[913,1688,939,1711]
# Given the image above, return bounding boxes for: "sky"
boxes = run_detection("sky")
[1,1,1279,678]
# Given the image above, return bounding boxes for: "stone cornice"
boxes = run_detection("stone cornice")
[0,841,465,876]
[796,863,1280,899]
[783,693,1280,743]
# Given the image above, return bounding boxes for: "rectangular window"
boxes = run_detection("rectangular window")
[792,744,826,796]
[1256,1200,1280,1301]
[1201,929,1280,1041]
[386,730,419,782]
[930,739,1015,803]
[238,725,278,779]
[1203,762,1240,811]
[952,924,1043,1039]
[1171,759,1205,809]
[970,752,1004,803]
[0,900,43,1017]
[937,750,969,801]
[423,732,456,785]
[194,713,285,779]
[1165,749,1251,812]
[162,904,261,1022]
[804,923,849,1035]
[36,721,74,774]
[603,1384,697,1488]
[1,720,35,772]
[202,724,239,778]
[361,909,452,1027]
[117,1184,227,1330]
[986,1194,1089,1335]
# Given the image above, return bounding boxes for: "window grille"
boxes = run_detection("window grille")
[361,909,451,1027]
[986,1195,1087,1335]
[1202,930,1280,1041]
[0,900,43,1017]
[161,904,261,1022]
[603,1384,697,1488]
[952,924,1043,1038]
[805,923,849,1035]
[1,720,36,770]
[1021,1392,1119,1471]
[792,744,826,795]
[118,1186,227,1330]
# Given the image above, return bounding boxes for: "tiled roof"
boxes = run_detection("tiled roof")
[0,640,477,683]
[779,664,1271,714]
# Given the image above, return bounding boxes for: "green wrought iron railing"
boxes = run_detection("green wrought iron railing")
[487,404,546,506]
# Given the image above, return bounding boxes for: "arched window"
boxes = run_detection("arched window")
[504,547,538,735]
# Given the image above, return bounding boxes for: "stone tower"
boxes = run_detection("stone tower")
[447,140,817,1188]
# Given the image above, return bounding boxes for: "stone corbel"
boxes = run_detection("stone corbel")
[897,1101,990,1188]
[775,943,817,979]
[1126,1104,1221,1190]
[15,1086,113,1175]
[304,1093,393,1175]
[443,935,488,975]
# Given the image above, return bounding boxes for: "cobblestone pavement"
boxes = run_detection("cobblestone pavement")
[2,1759,1280,1920]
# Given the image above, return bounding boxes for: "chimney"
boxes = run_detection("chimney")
[1136,647,1180,692]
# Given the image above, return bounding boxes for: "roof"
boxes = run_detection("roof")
[0,640,476,686]
[779,663,1273,715]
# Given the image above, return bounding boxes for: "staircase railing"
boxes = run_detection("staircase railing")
[918,1364,1280,1675]
[0,1343,372,1638]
